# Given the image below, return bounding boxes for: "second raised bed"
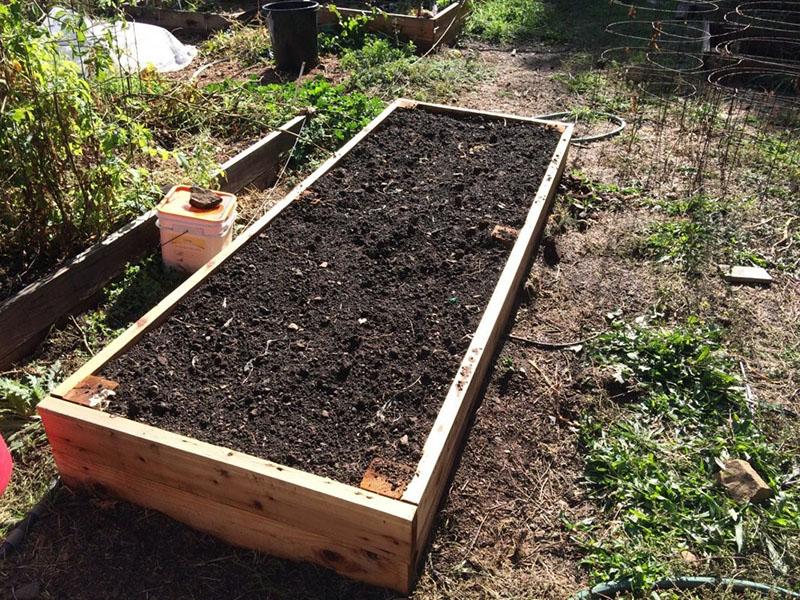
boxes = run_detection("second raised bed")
[319,1,470,52]
[38,99,572,593]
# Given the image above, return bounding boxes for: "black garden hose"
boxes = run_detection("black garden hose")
[533,111,627,144]
[570,576,800,599]
[0,478,60,560]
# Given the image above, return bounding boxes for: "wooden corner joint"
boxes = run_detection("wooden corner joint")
[62,375,119,409]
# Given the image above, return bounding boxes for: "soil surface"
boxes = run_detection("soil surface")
[102,108,559,486]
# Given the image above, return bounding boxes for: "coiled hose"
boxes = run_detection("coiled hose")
[534,111,627,144]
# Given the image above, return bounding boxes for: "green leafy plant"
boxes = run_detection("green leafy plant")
[203,77,384,161]
[0,1,162,276]
[0,363,61,418]
[465,0,563,44]
[319,9,373,54]
[639,195,744,273]
[339,36,481,100]
[574,318,800,591]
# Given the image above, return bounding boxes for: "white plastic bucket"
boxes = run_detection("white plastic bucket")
[157,185,237,273]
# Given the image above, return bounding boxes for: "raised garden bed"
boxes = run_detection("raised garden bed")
[318,1,470,52]
[122,1,468,51]
[38,100,572,592]
[120,3,250,34]
[0,115,304,370]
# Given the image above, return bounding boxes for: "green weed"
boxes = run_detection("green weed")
[319,9,373,54]
[465,0,563,44]
[554,71,608,96]
[574,318,800,591]
[553,170,643,231]
[339,36,482,100]
[552,69,632,114]
[639,195,756,273]
[83,255,186,344]
[201,77,384,160]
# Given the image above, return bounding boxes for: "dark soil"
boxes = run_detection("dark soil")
[102,108,559,487]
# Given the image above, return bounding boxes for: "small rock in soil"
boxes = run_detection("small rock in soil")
[680,550,699,564]
[399,434,409,446]
[491,224,519,247]
[717,459,773,503]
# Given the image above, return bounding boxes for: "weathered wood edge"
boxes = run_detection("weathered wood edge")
[0,210,159,370]
[216,115,306,192]
[400,110,574,569]
[120,4,236,33]
[317,1,466,49]
[0,117,305,371]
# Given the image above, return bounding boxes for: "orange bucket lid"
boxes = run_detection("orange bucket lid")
[157,185,236,223]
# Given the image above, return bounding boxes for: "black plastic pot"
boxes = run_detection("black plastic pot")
[262,1,320,73]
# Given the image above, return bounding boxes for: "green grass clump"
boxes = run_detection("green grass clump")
[339,36,482,100]
[572,318,800,591]
[465,0,563,44]
[639,195,767,273]
[201,77,384,160]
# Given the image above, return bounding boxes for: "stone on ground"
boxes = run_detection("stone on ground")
[718,264,773,284]
[717,458,773,503]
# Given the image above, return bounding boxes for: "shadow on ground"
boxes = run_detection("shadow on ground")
[1,486,394,600]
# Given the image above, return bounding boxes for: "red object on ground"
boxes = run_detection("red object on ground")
[0,435,12,494]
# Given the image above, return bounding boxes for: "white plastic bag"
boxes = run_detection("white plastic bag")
[45,7,197,73]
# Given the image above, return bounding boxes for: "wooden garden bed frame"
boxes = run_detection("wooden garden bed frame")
[318,1,470,52]
[38,100,572,593]
[0,116,304,370]
[122,2,469,52]
[120,4,242,34]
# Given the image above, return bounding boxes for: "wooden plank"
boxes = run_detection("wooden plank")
[317,3,463,49]
[40,398,415,591]
[0,210,159,370]
[217,115,306,192]
[0,118,304,371]
[432,1,470,48]
[121,4,234,33]
[400,107,573,568]
[61,375,119,408]
[52,100,403,399]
